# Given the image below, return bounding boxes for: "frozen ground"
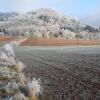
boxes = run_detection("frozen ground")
[15,46,100,100]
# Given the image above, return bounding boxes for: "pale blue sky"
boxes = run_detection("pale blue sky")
[0,0,100,25]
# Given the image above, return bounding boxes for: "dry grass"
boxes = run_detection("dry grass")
[21,38,100,46]
[27,78,41,100]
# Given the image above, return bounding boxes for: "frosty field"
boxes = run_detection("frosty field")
[15,46,100,100]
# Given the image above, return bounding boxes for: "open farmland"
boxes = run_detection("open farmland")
[15,46,100,100]
[0,36,16,45]
[21,38,100,46]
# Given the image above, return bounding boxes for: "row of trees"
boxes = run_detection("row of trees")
[0,28,9,35]
[4,25,100,40]
[0,20,100,39]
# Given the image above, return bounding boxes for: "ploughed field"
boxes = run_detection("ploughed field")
[15,46,100,100]
[0,36,16,43]
[21,38,100,46]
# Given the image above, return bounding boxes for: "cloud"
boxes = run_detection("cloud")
[81,11,100,26]
[0,0,71,12]
[5,0,43,12]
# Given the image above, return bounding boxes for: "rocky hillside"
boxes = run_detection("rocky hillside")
[0,8,100,40]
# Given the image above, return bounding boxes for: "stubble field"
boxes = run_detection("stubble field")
[15,46,100,100]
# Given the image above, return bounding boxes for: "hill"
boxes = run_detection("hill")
[0,8,100,40]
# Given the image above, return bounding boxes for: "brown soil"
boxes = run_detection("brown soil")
[0,36,16,43]
[21,38,100,46]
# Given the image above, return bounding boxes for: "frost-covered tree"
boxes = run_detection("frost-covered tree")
[0,8,99,39]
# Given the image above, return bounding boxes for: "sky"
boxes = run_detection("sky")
[0,0,100,26]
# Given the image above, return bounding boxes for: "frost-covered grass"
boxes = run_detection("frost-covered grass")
[0,44,42,100]
[27,78,42,100]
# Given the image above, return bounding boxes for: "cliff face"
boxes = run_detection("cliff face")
[0,8,100,40]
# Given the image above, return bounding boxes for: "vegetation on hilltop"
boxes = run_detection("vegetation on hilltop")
[0,8,100,39]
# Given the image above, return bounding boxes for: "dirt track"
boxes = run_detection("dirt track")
[15,46,100,100]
